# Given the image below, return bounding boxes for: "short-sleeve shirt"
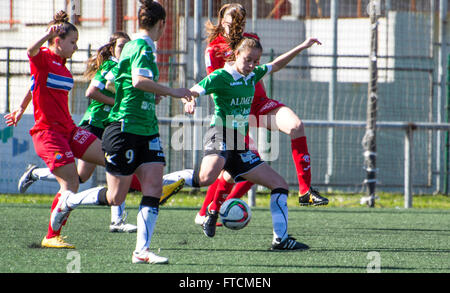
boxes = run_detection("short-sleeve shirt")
[192,63,272,136]
[28,47,75,135]
[104,33,159,136]
[205,33,269,100]
[79,57,117,129]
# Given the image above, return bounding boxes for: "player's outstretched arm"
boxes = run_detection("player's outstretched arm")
[269,37,321,73]
[132,75,192,100]
[4,89,32,127]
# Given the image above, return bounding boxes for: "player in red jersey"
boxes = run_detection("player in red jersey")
[196,3,328,225]
[22,11,105,248]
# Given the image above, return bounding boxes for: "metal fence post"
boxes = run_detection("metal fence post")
[404,125,413,208]
[5,47,10,113]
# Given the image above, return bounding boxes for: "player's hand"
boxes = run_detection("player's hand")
[155,95,163,105]
[47,24,65,38]
[181,98,196,114]
[171,88,193,100]
[4,108,25,127]
[301,37,322,49]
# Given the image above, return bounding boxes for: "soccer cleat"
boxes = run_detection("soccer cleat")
[202,209,219,238]
[50,191,72,231]
[41,235,75,249]
[195,212,222,226]
[109,212,137,233]
[18,164,38,193]
[271,236,309,251]
[298,187,329,206]
[159,178,185,205]
[132,249,169,264]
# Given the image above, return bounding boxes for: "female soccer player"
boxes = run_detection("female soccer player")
[10,32,138,233]
[195,3,328,226]
[50,0,192,264]
[178,34,321,250]
[25,10,105,248]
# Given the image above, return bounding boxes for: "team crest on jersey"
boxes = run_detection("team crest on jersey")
[54,152,63,160]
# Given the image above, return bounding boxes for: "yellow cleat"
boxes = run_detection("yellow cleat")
[41,236,75,249]
[159,178,185,205]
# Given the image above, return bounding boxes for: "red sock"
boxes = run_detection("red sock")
[209,177,234,212]
[291,136,311,195]
[225,181,254,200]
[199,179,220,216]
[129,175,142,192]
[46,193,66,239]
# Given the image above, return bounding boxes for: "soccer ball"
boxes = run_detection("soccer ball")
[219,199,252,230]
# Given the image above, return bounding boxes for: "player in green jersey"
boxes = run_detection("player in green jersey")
[49,0,192,263]
[169,35,321,250]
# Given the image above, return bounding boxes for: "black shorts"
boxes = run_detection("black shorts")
[79,123,104,140]
[203,126,264,182]
[102,122,166,176]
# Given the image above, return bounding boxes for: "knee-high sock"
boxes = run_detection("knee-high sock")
[225,181,254,200]
[135,196,159,253]
[291,136,311,195]
[32,168,56,181]
[46,193,67,239]
[199,179,219,216]
[270,189,289,242]
[111,201,126,224]
[209,177,234,212]
[65,186,109,209]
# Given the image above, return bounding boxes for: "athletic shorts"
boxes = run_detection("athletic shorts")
[32,126,97,171]
[250,96,285,127]
[203,126,264,182]
[102,122,166,176]
[79,123,104,140]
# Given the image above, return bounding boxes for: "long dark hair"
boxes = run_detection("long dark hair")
[138,0,166,30]
[84,32,130,79]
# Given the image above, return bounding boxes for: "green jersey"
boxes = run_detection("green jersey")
[192,63,271,135]
[79,57,117,129]
[105,33,160,136]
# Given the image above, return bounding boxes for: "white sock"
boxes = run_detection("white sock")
[135,204,159,253]
[32,168,56,181]
[111,202,126,224]
[163,169,194,187]
[270,191,288,242]
[66,186,105,209]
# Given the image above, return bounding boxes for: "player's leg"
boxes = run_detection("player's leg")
[42,163,80,249]
[240,163,309,250]
[264,106,328,206]
[131,162,168,264]
[196,177,220,223]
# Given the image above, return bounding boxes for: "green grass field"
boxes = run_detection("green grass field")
[0,191,449,275]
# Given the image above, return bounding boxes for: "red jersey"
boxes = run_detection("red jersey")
[204,34,268,100]
[28,47,76,136]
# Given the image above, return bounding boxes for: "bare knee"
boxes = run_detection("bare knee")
[288,119,305,139]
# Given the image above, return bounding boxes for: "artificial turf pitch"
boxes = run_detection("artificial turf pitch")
[0,203,448,274]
